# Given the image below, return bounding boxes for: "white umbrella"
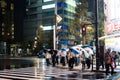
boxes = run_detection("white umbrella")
[84,47,94,55]
[70,46,89,58]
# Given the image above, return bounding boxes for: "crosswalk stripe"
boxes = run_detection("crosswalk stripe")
[0,78,11,80]
[0,67,77,80]
[0,64,119,80]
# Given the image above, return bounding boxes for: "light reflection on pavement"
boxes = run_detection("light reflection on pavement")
[0,57,119,80]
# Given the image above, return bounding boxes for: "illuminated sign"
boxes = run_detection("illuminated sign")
[104,0,120,35]
[42,4,55,9]
[105,37,120,51]
[43,25,55,30]
[43,0,53,2]
[105,22,120,34]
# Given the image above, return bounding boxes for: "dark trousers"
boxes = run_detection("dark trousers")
[68,58,74,69]
[100,60,104,69]
[52,57,56,67]
[105,63,114,75]
[86,58,91,69]
[61,57,66,66]
[56,56,59,64]
[46,58,50,66]
[114,59,117,68]
[81,61,85,69]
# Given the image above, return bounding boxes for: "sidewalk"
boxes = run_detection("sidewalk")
[56,63,120,72]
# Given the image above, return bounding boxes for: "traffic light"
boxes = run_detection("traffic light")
[82,25,86,35]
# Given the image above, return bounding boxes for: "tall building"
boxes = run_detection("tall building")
[0,0,14,54]
[14,0,26,43]
[0,0,25,55]
[0,0,14,42]
[24,0,77,49]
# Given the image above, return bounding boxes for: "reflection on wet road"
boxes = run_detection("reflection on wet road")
[0,58,39,70]
[0,58,107,80]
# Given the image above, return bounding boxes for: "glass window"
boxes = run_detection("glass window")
[61,24,68,29]
[12,27,14,31]
[42,11,54,17]
[64,18,68,22]
[63,2,67,7]
[42,4,55,9]
[11,3,14,10]
[29,7,37,12]
[2,28,4,31]
[58,10,63,14]
[43,0,53,2]
[30,0,38,5]
[12,32,14,35]
[30,14,37,19]
[57,2,67,8]
[64,10,67,15]
[12,36,14,39]
[57,2,62,7]
[2,32,4,35]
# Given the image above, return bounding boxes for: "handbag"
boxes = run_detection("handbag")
[106,57,112,64]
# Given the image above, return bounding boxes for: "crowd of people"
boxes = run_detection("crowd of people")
[44,48,93,70]
[41,47,120,79]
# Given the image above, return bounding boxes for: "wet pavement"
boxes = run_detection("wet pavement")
[0,58,37,70]
[0,57,120,80]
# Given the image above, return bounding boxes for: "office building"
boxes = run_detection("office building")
[0,0,25,55]
[24,0,77,49]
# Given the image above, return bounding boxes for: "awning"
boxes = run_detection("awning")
[99,33,120,40]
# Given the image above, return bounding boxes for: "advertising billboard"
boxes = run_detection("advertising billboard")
[104,0,120,35]
[104,0,120,52]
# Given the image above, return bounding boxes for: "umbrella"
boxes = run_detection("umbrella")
[60,48,69,51]
[84,47,94,55]
[70,47,89,58]
[70,48,79,54]
[81,45,90,48]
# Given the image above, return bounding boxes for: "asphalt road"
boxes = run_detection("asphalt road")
[0,57,119,80]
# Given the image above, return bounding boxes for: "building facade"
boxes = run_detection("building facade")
[24,0,77,49]
[0,0,25,55]
[0,0,14,54]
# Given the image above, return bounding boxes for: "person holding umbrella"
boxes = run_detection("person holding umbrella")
[80,51,86,70]
[68,49,75,70]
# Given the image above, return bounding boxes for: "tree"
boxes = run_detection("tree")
[68,0,89,44]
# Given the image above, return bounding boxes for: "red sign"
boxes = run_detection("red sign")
[105,22,120,34]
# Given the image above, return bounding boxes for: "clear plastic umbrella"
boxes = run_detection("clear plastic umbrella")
[84,47,94,55]
[70,47,89,58]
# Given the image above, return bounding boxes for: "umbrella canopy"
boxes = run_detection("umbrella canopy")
[70,48,79,54]
[81,45,90,48]
[84,47,94,55]
[60,48,69,51]
[70,47,89,58]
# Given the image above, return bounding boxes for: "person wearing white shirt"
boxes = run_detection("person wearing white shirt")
[45,51,51,66]
[68,49,75,70]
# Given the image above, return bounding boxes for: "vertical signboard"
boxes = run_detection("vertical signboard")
[104,0,120,35]
[104,0,120,51]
